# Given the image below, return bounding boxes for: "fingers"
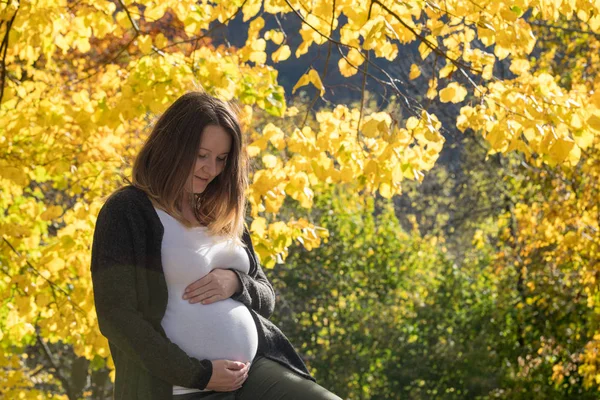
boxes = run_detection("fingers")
[230,363,249,390]
[234,367,249,383]
[184,274,213,294]
[226,360,246,370]
[183,270,238,304]
[207,360,250,392]
[197,293,222,305]
[184,288,221,304]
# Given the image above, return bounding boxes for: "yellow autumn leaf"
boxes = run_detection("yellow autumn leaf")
[510,59,530,75]
[362,118,380,138]
[347,48,364,67]
[269,129,286,150]
[154,33,168,49]
[41,205,63,221]
[262,154,278,168]
[250,217,267,237]
[138,35,153,55]
[272,45,291,63]
[409,64,421,80]
[285,107,299,117]
[379,182,393,198]
[265,30,284,45]
[292,68,325,97]
[242,0,261,22]
[361,113,391,138]
[340,166,354,182]
[587,113,600,132]
[573,129,595,149]
[47,257,65,274]
[406,116,420,130]
[247,137,267,157]
[439,82,468,103]
[590,91,600,108]
[74,37,91,53]
[418,37,434,60]
[338,58,357,77]
[115,11,132,29]
[549,137,575,163]
[567,143,581,165]
[426,78,438,99]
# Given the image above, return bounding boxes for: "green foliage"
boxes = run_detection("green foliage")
[270,185,496,399]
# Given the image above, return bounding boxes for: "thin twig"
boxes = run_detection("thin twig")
[282,0,356,49]
[2,237,86,314]
[117,0,141,33]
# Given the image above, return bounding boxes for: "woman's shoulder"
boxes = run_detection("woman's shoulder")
[106,185,149,202]
[99,185,153,217]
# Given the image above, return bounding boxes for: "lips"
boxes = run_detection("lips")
[195,176,209,182]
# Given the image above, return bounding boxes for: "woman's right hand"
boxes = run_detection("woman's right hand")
[205,360,250,392]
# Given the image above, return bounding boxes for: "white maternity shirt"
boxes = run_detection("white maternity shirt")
[155,208,259,395]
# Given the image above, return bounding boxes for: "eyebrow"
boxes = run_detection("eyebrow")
[199,147,230,155]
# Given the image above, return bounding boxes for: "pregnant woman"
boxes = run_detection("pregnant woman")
[91,92,342,400]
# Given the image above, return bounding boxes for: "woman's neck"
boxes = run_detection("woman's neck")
[180,195,200,226]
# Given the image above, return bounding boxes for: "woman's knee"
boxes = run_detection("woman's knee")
[238,357,342,400]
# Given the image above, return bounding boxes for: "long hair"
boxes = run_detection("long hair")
[131,91,248,240]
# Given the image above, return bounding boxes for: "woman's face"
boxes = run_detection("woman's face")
[187,125,232,194]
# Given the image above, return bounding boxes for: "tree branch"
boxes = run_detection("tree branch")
[36,329,76,400]
[301,0,337,127]
[358,2,375,136]
[0,5,18,105]
[371,0,482,75]
[530,20,600,40]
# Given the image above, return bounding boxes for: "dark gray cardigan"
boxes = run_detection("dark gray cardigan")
[91,185,314,400]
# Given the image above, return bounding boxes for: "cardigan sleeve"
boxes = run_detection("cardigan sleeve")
[91,194,213,389]
[229,228,276,319]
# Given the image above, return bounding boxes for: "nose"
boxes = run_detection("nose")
[202,159,217,177]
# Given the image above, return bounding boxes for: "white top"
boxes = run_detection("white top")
[155,208,258,395]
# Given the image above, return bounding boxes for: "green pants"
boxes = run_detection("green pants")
[173,356,342,400]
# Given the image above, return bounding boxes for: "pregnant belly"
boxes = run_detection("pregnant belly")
[161,297,259,363]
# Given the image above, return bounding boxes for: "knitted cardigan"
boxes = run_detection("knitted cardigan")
[91,185,314,400]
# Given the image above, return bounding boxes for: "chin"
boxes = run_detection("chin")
[183,185,205,195]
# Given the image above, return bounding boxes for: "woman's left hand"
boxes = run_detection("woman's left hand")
[183,269,242,304]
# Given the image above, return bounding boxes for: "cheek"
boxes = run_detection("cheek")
[216,164,227,176]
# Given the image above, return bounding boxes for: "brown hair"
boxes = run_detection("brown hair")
[131,91,248,240]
